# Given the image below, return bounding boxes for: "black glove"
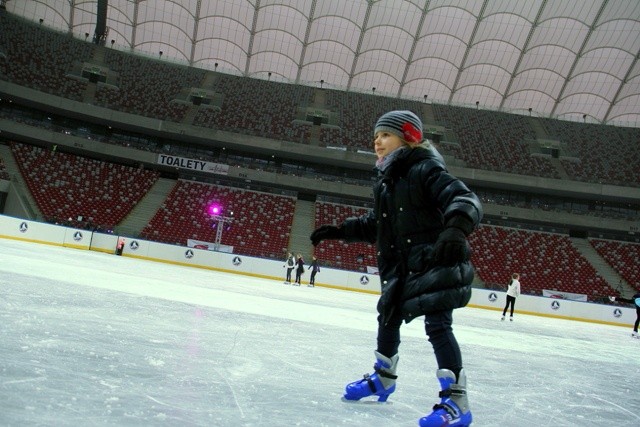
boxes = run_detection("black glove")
[433,217,473,266]
[310,225,345,246]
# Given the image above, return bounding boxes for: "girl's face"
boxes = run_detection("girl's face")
[374,131,405,160]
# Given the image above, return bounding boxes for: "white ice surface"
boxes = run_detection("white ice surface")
[1,238,639,426]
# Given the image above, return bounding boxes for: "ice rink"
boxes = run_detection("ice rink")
[1,238,639,426]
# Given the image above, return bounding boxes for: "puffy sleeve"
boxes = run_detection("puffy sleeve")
[417,154,483,231]
[341,209,378,244]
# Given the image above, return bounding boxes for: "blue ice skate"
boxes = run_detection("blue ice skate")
[343,351,398,402]
[419,369,472,426]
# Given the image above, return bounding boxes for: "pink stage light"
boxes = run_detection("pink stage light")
[207,204,223,216]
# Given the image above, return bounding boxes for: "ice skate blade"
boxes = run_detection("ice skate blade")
[341,396,393,405]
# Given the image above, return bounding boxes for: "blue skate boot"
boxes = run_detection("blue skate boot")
[343,351,398,402]
[419,369,472,426]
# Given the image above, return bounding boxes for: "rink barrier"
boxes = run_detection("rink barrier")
[0,213,634,328]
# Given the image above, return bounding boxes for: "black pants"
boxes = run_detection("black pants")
[285,268,293,282]
[634,306,640,332]
[310,271,317,285]
[503,295,516,317]
[376,309,462,377]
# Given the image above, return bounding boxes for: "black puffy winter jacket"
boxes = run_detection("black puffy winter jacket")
[341,144,483,323]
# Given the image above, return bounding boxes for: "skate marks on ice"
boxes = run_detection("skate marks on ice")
[0,275,423,425]
[584,394,640,422]
[1,238,640,426]
[456,309,640,426]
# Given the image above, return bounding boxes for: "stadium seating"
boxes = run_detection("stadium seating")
[541,118,640,187]
[468,225,614,300]
[203,75,313,143]
[10,142,159,229]
[589,239,640,292]
[95,49,206,122]
[432,105,560,179]
[313,201,377,272]
[0,13,92,101]
[140,180,296,259]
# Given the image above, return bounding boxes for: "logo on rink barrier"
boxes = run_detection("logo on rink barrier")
[129,241,139,250]
[185,249,194,259]
[73,231,83,241]
[551,300,561,310]
[232,256,242,266]
[360,275,370,285]
[488,292,498,302]
[19,222,28,233]
[613,308,623,318]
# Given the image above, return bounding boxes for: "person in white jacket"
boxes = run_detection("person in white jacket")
[502,273,521,321]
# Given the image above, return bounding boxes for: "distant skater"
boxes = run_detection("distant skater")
[283,252,295,284]
[294,253,305,285]
[502,273,521,321]
[308,256,320,287]
[609,291,640,338]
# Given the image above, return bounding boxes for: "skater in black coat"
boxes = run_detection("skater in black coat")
[308,256,320,287]
[310,110,482,426]
[609,291,640,338]
[294,253,305,285]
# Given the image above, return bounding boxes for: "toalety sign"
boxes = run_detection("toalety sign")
[157,154,229,175]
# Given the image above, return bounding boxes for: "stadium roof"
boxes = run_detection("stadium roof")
[8,0,640,127]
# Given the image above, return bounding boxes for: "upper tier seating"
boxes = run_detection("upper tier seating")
[313,201,377,272]
[95,49,207,122]
[200,75,313,143]
[0,13,92,101]
[432,105,560,179]
[10,142,159,229]
[589,239,640,292]
[541,118,640,187]
[468,225,614,300]
[140,180,296,259]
